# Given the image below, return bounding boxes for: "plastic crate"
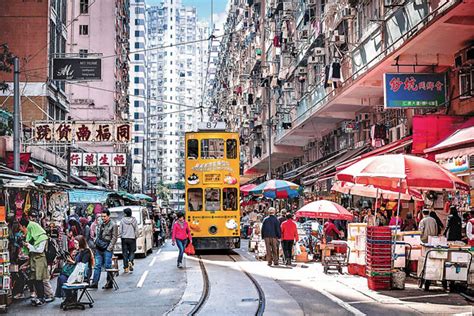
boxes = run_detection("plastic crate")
[368,276,391,290]
[348,263,359,275]
[357,264,367,277]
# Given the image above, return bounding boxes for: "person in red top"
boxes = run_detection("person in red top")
[324,219,342,242]
[280,213,299,266]
[172,212,192,268]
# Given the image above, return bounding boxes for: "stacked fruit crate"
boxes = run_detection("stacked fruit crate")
[366,226,392,290]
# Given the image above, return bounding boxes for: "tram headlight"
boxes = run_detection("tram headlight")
[225,219,238,230]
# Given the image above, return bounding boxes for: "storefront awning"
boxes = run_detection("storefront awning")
[283,150,344,181]
[68,189,111,204]
[424,126,474,154]
[302,146,370,186]
[336,136,413,171]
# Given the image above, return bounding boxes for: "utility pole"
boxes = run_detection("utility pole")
[13,57,20,171]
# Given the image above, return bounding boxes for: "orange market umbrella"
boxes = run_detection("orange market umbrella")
[296,200,353,221]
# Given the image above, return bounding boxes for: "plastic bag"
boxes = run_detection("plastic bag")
[294,241,302,256]
[67,262,86,284]
[185,242,195,255]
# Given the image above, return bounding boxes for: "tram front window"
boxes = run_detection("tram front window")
[188,188,202,211]
[226,139,237,159]
[201,139,224,159]
[187,139,198,159]
[205,188,220,211]
[223,188,238,211]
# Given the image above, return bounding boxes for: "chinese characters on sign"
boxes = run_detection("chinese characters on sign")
[33,122,132,143]
[384,73,447,108]
[70,153,127,167]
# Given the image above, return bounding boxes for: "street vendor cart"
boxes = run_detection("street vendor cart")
[321,241,350,274]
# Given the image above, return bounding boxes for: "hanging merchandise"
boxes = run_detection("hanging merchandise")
[371,123,387,148]
[248,93,254,105]
[23,192,31,216]
[324,65,331,88]
[273,35,281,47]
[14,193,24,220]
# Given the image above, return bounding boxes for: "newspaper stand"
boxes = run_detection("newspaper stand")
[366,226,392,290]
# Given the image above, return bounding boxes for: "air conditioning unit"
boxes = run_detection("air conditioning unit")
[283,82,294,91]
[342,7,356,19]
[314,47,325,56]
[308,56,323,64]
[298,67,307,75]
[454,45,474,68]
[300,29,309,39]
[283,1,293,11]
[332,30,345,44]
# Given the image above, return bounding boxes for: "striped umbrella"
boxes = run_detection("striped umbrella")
[240,184,257,196]
[249,179,300,199]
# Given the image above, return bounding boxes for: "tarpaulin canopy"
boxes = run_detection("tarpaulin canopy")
[68,189,111,204]
[133,193,153,202]
[425,125,474,154]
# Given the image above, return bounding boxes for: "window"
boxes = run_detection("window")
[79,49,88,57]
[135,19,144,25]
[134,148,139,155]
[223,188,238,211]
[135,30,145,37]
[135,7,145,14]
[187,139,198,159]
[79,25,89,35]
[134,113,139,119]
[201,139,224,159]
[135,42,144,49]
[459,70,474,99]
[226,139,237,159]
[79,0,88,13]
[205,188,220,212]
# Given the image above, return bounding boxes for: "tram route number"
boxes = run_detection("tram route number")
[197,122,227,131]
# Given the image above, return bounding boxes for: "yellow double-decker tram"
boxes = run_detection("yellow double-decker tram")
[185,122,241,250]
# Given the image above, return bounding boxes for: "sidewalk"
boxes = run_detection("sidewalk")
[238,240,473,315]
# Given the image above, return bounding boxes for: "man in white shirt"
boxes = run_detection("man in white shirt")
[466,210,474,246]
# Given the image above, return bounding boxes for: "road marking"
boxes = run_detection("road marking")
[318,288,366,316]
[397,293,449,300]
[137,270,149,288]
[149,257,157,267]
[156,248,162,256]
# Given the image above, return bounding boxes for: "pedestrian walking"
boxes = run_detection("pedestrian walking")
[466,210,474,246]
[444,206,462,241]
[19,217,49,306]
[261,207,281,266]
[280,213,298,266]
[241,212,250,238]
[278,209,287,225]
[91,209,118,289]
[419,209,438,243]
[172,212,192,268]
[120,208,138,273]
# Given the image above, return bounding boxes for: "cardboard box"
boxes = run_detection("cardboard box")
[410,247,422,260]
[348,223,367,239]
[424,258,445,281]
[394,254,406,268]
[356,252,367,265]
[296,252,308,262]
[403,233,421,246]
[428,236,448,247]
[449,252,471,263]
[355,235,367,251]
[445,262,468,281]
[421,245,448,259]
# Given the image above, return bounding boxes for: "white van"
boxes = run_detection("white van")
[109,206,154,257]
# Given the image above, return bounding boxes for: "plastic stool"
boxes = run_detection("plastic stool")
[105,268,119,290]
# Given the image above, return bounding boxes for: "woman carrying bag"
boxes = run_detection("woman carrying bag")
[171,212,192,268]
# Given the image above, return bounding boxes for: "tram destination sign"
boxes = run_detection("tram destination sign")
[52,58,102,81]
[384,73,447,108]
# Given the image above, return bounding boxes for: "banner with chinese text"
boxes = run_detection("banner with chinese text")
[70,153,127,167]
[384,73,447,108]
[33,121,131,143]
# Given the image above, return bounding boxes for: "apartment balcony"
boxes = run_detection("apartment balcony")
[275,0,473,147]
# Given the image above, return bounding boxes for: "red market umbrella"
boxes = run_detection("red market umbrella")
[336,154,470,193]
[296,200,353,221]
[240,184,257,196]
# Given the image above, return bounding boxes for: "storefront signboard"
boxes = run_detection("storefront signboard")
[437,155,469,173]
[52,58,102,81]
[384,73,447,108]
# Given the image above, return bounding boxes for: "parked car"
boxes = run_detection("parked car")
[109,206,154,257]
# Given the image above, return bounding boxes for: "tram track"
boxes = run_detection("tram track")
[189,253,265,316]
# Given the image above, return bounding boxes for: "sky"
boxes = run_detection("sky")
[146,0,229,27]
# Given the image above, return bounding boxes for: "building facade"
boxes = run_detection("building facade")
[213,0,474,192]
[146,0,209,209]
[129,0,148,193]
[0,0,69,168]
[66,0,130,188]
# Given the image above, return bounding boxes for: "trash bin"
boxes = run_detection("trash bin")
[392,270,406,290]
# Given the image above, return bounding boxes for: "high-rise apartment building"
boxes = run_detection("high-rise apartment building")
[66,0,130,189]
[146,0,208,203]
[129,0,148,193]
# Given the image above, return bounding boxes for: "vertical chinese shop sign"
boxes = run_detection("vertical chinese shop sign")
[384,73,447,108]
